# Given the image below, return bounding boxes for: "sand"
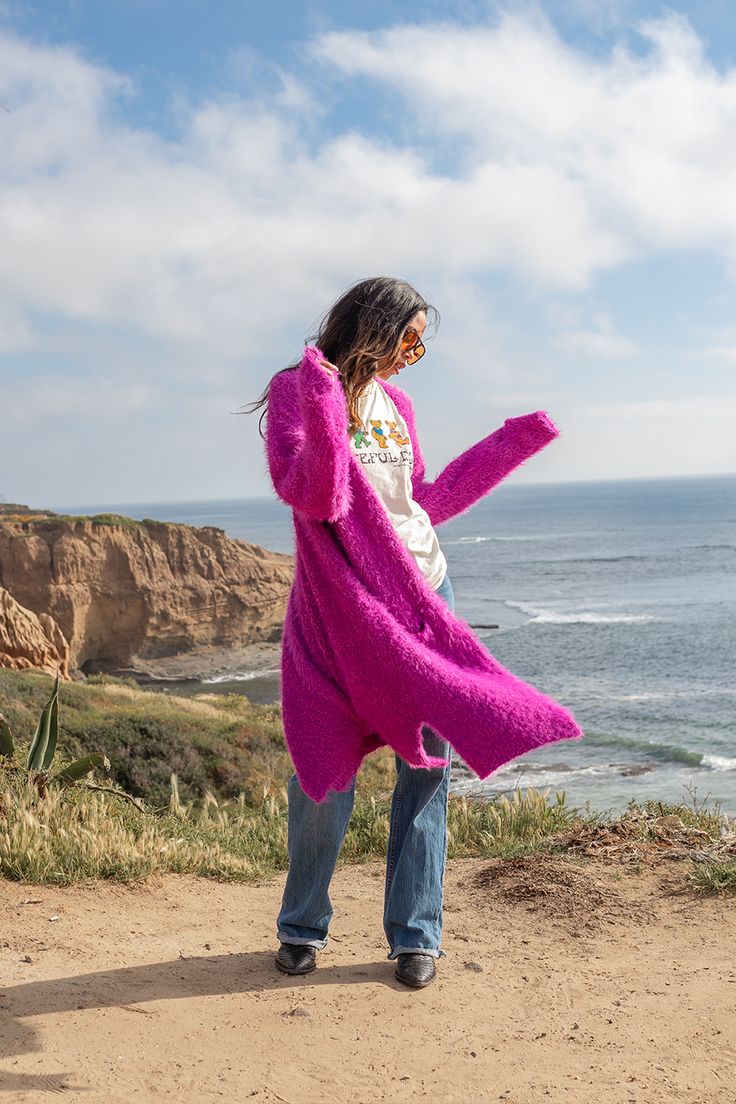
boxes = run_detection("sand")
[1,855,735,1103]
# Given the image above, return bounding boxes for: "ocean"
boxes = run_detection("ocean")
[54,473,736,818]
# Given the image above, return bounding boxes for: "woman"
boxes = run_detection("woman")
[246,276,583,989]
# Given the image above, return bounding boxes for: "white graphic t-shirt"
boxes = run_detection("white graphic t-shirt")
[348,378,448,591]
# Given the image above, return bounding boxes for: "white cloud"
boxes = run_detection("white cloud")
[702,346,736,362]
[1,13,736,502]
[553,311,638,357]
[3,374,158,421]
[0,31,131,177]
[0,301,34,354]
[693,326,736,363]
[514,392,736,483]
[582,394,736,422]
[313,10,736,276]
[2,7,736,365]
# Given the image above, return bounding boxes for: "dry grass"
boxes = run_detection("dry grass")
[546,798,736,894]
[2,754,734,897]
[1,670,734,896]
[0,754,587,887]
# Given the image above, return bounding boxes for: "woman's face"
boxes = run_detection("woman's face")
[374,310,427,381]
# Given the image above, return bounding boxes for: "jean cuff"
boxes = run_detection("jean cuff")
[277,933,328,951]
[387,946,445,961]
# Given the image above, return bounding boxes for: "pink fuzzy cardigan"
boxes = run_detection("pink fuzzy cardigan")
[265,346,584,802]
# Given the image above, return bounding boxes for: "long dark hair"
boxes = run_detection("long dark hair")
[238,276,439,439]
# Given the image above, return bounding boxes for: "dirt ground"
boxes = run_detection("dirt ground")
[1,855,735,1103]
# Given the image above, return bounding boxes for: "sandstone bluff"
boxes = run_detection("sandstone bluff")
[0,504,294,681]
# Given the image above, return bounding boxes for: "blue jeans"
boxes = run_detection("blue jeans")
[276,570,455,961]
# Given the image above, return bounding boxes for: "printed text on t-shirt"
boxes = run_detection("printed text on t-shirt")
[351,419,414,472]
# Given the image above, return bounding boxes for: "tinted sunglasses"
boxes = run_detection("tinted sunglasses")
[400,327,426,365]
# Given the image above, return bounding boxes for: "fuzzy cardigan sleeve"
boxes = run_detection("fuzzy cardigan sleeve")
[266,346,352,522]
[403,393,560,528]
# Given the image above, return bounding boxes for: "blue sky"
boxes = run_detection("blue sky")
[1,0,735,508]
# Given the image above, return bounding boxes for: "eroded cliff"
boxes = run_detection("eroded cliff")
[0,584,71,677]
[0,509,294,678]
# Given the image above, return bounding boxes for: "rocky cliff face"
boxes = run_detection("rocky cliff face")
[0,585,71,677]
[0,512,294,679]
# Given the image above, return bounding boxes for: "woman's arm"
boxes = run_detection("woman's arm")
[265,346,353,522]
[408,400,560,528]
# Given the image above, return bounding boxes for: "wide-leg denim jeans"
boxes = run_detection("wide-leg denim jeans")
[276,571,455,961]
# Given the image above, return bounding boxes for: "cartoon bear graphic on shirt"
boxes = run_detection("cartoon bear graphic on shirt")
[370,420,389,448]
[386,421,410,447]
[352,418,411,456]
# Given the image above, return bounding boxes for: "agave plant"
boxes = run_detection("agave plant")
[0,670,110,795]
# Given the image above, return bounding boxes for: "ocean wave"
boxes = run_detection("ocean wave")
[450,762,610,790]
[683,543,736,552]
[451,760,657,794]
[701,754,736,772]
[605,692,676,702]
[504,601,660,624]
[456,738,735,782]
[605,689,736,702]
[202,668,281,684]
[585,731,703,766]
[452,742,736,791]
[533,554,650,565]
[448,532,581,544]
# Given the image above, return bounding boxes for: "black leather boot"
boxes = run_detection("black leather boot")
[275,942,318,975]
[394,953,437,988]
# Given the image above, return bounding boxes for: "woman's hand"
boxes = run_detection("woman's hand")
[318,357,341,378]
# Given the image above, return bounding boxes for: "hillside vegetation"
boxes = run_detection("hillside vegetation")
[1,668,734,892]
[0,668,393,809]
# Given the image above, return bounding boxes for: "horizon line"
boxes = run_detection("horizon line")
[22,469,736,514]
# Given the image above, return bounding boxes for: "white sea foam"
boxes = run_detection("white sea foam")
[202,668,281,684]
[607,689,735,702]
[606,692,672,702]
[451,763,611,792]
[702,754,736,772]
[505,600,660,625]
[506,766,610,785]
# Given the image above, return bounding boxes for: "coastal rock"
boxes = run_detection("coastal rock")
[0,511,294,677]
[0,585,71,678]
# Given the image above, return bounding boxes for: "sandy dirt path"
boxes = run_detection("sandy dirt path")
[1,856,735,1103]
